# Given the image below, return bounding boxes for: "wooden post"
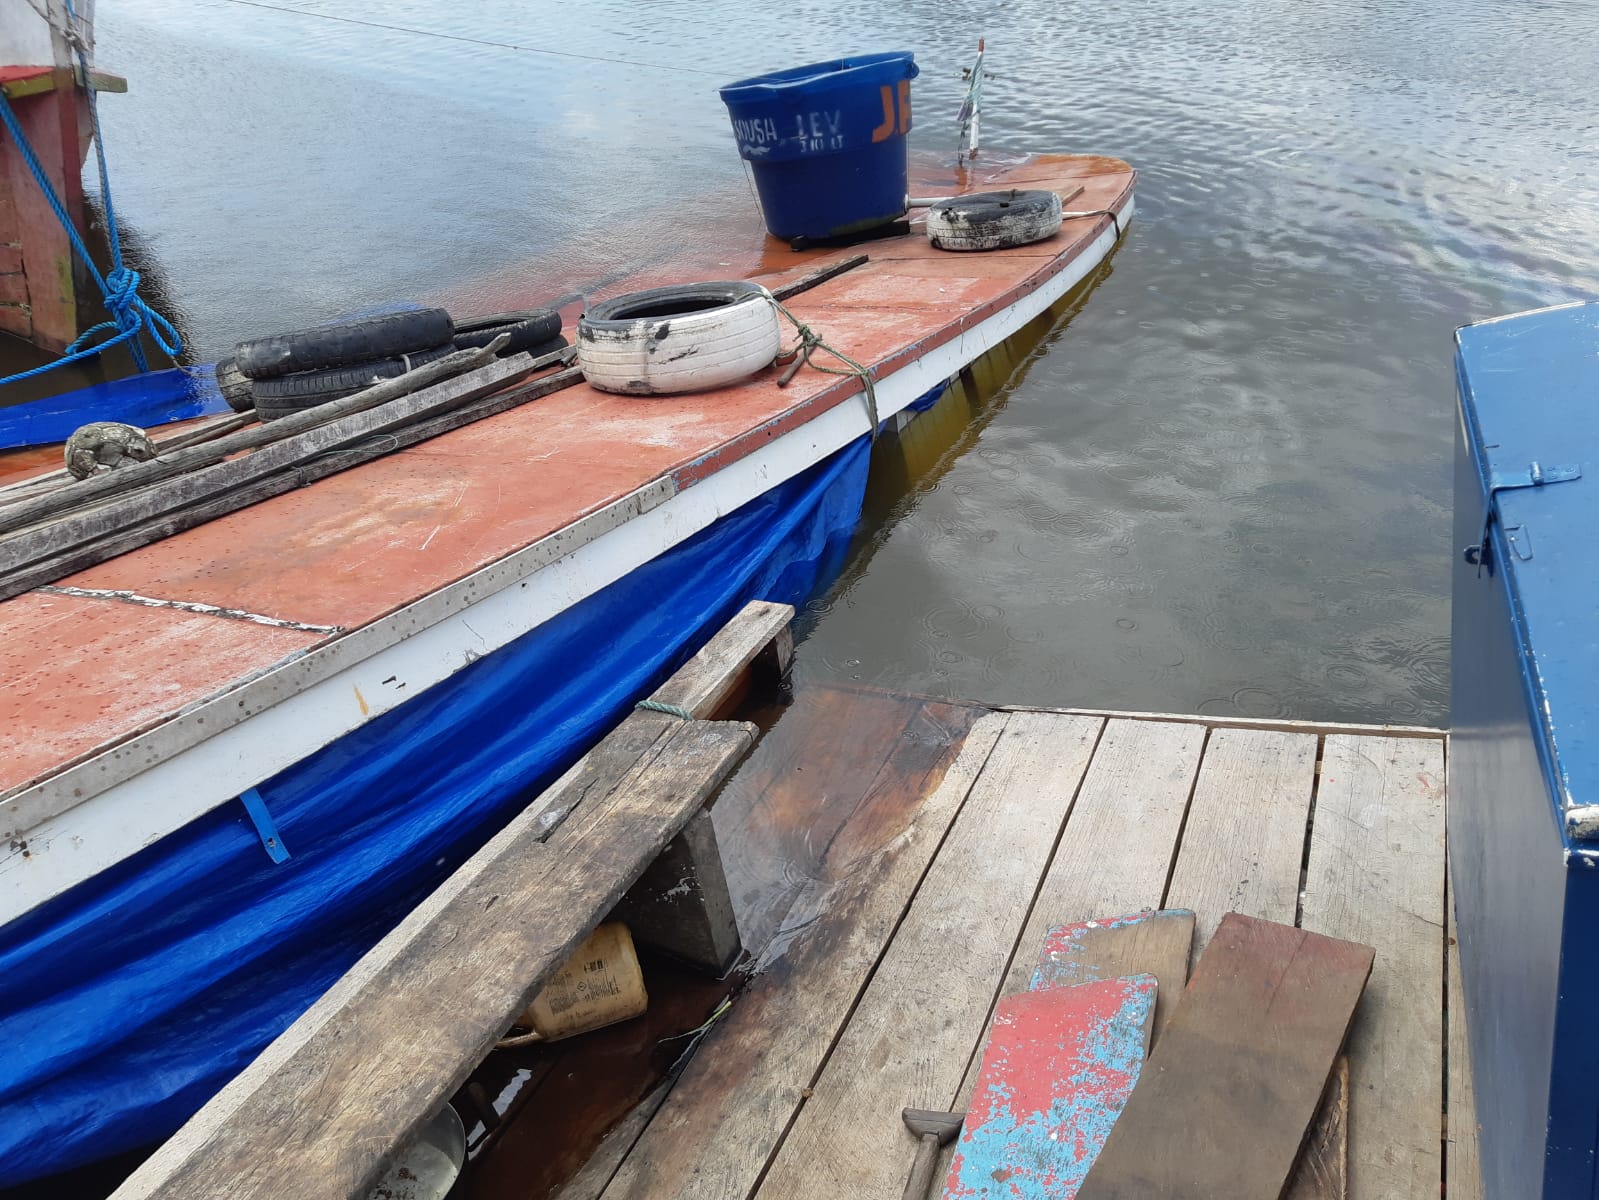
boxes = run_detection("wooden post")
[0,0,109,352]
[617,810,742,975]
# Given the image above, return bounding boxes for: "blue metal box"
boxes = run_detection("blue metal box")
[1453,300,1599,1199]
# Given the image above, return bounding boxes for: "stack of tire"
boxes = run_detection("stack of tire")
[214,308,566,422]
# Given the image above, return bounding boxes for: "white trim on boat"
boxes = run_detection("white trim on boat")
[0,200,1132,922]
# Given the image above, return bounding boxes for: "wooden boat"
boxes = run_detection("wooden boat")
[0,152,1134,1184]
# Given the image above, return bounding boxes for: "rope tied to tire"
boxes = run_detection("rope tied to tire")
[765,293,882,441]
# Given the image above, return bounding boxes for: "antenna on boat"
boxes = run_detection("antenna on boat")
[957,38,984,163]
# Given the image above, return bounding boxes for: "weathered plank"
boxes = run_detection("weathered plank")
[1301,734,1446,1198]
[990,718,1204,1004]
[0,340,525,533]
[714,683,938,949]
[999,704,1444,739]
[1164,726,1318,952]
[754,712,1102,1200]
[552,1083,672,1200]
[600,710,1011,1200]
[935,717,1201,1191]
[0,365,583,600]
[530,600,794,841]
[1286,1056,1350,1200]
[1030,909,1195,1045]
[110,717,756,1200]
[1077,913,1374,1200]
[1447,874,1483,1200]
[0,349,557,563]
[945,977,1157,1200]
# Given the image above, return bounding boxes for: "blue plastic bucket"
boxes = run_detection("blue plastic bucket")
[719,52,920,242]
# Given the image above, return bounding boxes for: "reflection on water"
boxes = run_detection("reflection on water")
[22,0,1599,723]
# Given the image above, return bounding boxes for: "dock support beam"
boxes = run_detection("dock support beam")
[619,810,742,975]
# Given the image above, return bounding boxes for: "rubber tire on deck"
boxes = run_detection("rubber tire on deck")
[214,357,255,413]
[234,308,454,380]
[576,281,781,396]
[452,309,562,354]
[250,344,454,422]
[926,189,1064,251]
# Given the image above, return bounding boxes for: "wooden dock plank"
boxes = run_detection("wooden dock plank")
[1077,914,1374,1200]
[1301,734,1447,1200]
[982,718,1205,1019]
[752,712,1103,1200]
[1448,874,1484,1200]
[1164,726,1319,952]
[111,718,756,1200]
[599,711,1013,1200]
[713,683,967,951]
[1286,1057,1350,1200]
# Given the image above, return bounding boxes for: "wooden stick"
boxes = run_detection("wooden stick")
[0,349,554,570]
[0,367,582,601]
[0,412,258,509]
[0,340,514,533]
[769,254,868,301]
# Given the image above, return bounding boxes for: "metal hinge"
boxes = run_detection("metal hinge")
[1464,461,1581,572]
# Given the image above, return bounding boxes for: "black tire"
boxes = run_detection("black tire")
[926,189,1063,251]
[452,309,562,354]
[250,345,453,422]
[214,357,255,413]
[528,333,569,360]
[235,308,454,380]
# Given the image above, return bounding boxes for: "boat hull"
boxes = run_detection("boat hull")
[0,434,869,1184]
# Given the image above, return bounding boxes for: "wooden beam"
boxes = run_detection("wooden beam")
[1077,914,1374,1199]
[997,703,1445,739]
[110,717,757,1200]
[0,367,576,600]
[1302,735,1446,1198]
[0,339,534,531]
[527,600,794,841]
[1164,727,1318,953]
[754,712,1101,1199]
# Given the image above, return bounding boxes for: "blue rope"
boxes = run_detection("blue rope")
[0,1,180,386]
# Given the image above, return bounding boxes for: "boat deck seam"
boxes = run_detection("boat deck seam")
[35,585,346,634]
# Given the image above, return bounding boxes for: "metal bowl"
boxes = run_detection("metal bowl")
[365,1104,466,1200]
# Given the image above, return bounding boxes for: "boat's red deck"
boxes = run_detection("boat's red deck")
[0,155,1133,797]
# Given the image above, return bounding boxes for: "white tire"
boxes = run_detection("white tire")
[927,189,1064,251]
[577,281,783,395]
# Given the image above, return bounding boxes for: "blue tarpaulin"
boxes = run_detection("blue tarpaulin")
[0,366,227,451]
[0,434,871,1185]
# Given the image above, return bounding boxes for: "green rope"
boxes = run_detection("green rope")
[636,699,695,720]
[767,294,882,440]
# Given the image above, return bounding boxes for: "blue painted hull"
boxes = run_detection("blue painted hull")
[0,365,228,451]
[0,434,871,1185]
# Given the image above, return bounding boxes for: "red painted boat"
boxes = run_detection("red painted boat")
[0,150,1135,1182]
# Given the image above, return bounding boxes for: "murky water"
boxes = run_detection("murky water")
[22,0,1599,723]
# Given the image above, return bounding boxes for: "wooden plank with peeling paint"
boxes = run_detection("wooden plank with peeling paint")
[1031,909,1194,1045]
[943,977,1157,1200]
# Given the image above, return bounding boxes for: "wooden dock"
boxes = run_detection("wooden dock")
[557,683,1478,1200]
[109,600,1479,1199]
